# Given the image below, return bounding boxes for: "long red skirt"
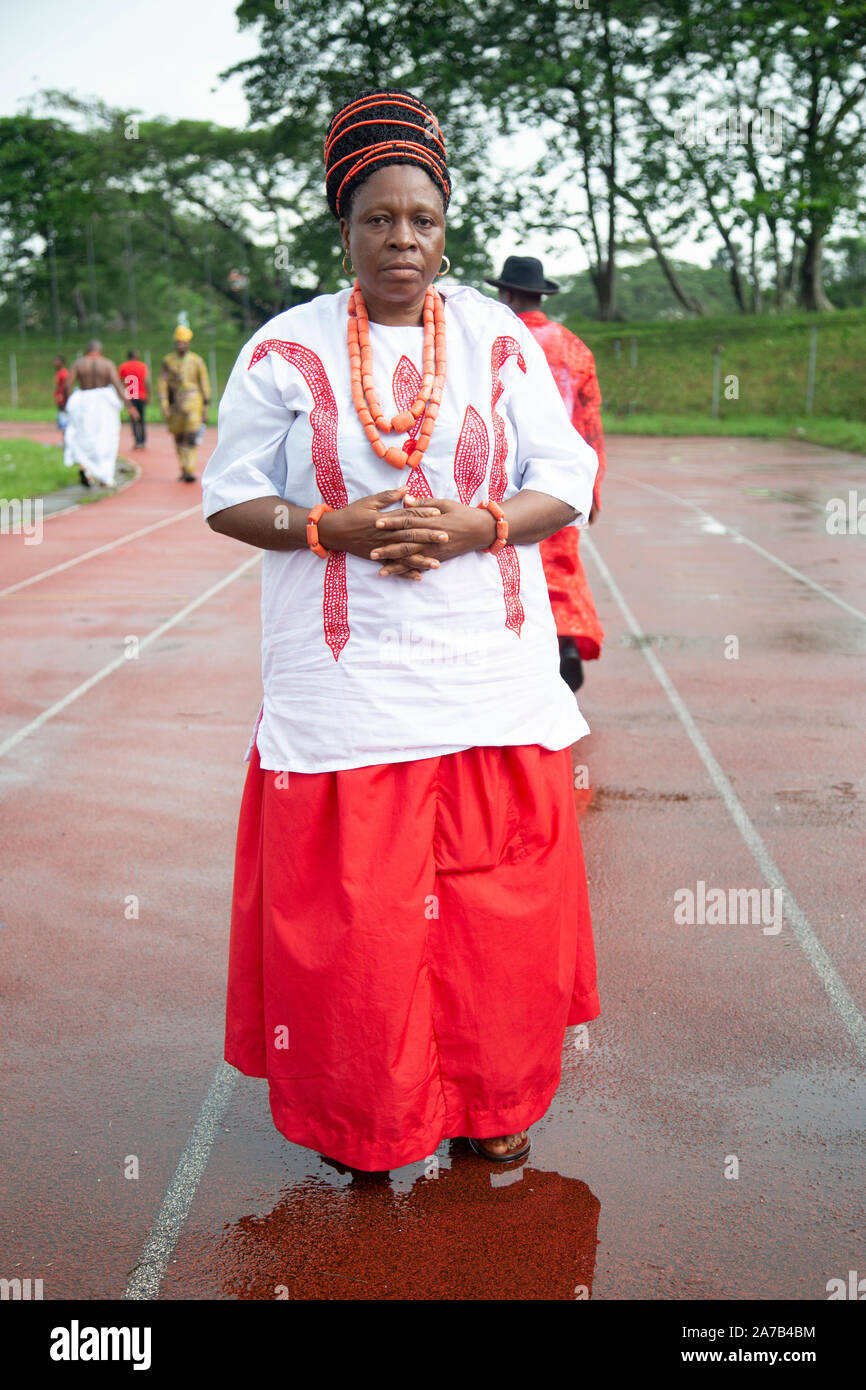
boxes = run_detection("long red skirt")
[225,741,599,1172]
[540,526,605,659]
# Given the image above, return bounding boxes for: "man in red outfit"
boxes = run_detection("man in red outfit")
[486,256,606,691]
[53,355,69,436]
[118,349,149,449]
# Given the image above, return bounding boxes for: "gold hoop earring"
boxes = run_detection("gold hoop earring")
[342,250,353,275]
[436,254,451,278]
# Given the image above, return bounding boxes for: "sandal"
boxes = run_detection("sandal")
[468,1132,531,1164]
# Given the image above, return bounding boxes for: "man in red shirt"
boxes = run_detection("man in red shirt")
[486,256,606,692]
[53,356,69,435]
[118,349,149,448]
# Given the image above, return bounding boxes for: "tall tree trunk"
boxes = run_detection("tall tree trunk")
[650,241,705,315]
[799,228,835,311]
[749,217,762,313]
[588,259,616,320]
[724,241,748,313]
[784,228,801,306]
[600,4,618,323]
[595,260,616,320]
[770,222,786,309]
[797,44,833,312]
[72,285,88,326]
[613,182,704,314]
[688,159,749,311]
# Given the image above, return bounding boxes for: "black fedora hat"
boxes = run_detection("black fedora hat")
[484,255,560,295]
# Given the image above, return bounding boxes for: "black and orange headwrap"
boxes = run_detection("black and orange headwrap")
[324,89,452,219]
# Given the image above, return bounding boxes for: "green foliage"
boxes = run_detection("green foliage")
[1,0,865,338]
[549,258,742,321]
[0,96,339,341]
[566,304,866,419]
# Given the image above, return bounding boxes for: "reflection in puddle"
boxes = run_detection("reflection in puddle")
[215,1143,601,1300]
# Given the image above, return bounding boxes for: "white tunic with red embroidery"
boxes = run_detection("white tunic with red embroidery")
[202,284,599,773]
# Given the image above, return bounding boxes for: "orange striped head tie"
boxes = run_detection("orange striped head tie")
[324,90,450,218]
[326,118,447,166]
[335,143,449,215]
[324,94,444,160]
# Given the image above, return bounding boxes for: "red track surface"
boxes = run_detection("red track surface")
[1,422,864,1300]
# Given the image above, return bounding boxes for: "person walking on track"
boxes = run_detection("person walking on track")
[202,89,600,1172]
[487,256,607,692]
[119,348,149,449]
[53,355,69,437]
[158,326,210,482]
[61,339,136,488]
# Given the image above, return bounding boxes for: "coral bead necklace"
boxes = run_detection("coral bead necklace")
[347,279,447,470]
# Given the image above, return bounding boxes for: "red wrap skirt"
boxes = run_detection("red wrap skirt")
[225,741,599,1172]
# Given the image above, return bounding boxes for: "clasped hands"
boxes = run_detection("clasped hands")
[317,485,496,581]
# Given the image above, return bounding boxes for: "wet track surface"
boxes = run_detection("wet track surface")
[1,423,864,1300]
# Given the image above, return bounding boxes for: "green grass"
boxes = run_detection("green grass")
[2,303,866,418]
[566,304,866,422]
[604,413,866,456]
[0,437,74,501]
[2,304,866,459]
[0,406,59,423]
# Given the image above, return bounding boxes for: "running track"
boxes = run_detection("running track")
[1,421,863,1300]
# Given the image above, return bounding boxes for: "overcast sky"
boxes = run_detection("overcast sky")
[2,0,257,127]
[1,0,710,277]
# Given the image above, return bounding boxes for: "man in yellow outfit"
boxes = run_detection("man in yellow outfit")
[159,326,211,482]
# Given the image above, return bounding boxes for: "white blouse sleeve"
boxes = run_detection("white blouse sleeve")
[201,338,297,521]
[505,322,599,527]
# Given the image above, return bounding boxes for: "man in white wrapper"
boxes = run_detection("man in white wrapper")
[62,340,136,487]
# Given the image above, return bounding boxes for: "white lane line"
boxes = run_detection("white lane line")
[583,532,866,1065]
[0,503,202,598]
[615,473,866,624]
[0,552,261,759]
[124,1063,238,1300]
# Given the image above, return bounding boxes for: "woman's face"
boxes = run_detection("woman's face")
[341,164,446,319]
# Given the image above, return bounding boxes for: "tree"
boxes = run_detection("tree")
[0,94,332,336]
[655,0,866,312]
[225,0,506,288]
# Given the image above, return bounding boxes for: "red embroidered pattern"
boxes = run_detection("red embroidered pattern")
[248,340,350,660]
[452,405,489,505]
[489,336,526,636]
[392,353,421,413]
[392,354,432,499]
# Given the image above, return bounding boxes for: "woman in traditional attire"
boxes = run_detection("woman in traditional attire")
[202,89,600,1172]
[159,326,211,482]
